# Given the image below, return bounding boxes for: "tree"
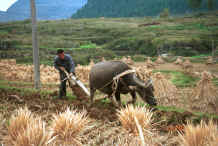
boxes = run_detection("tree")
[187,0,215,10]
[208,0,215,10]
[187,0,203,9]
[30,0,40,89]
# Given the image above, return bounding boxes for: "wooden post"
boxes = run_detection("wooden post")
[30,0,40,89]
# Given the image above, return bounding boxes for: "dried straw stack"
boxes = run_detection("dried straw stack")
[174,56,183,65]
[134,66,152,82]
[152,72,178,106]
[121,56,134,65]
[50,108,89,146]
[0,59,16,65]
[116,105,165,145]
[0,61,60,84]
[190,71,218,112]
[155,56,165,64]
[206,56,214,65]
[121,56,127,62]
[89,59,95,67]
[117,105,154,134]
[101,57,106,62]
[182,59,193,73]
[75,65,91,83]
[4,107,50,146]
[146,57,156,68]
[0,60,91,84]
[178,120,218,146]
[126,56,134,65]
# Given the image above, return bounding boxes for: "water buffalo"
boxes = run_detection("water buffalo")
[89,61,157,107]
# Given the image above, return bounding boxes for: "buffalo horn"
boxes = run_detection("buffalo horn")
[133,74,152,88]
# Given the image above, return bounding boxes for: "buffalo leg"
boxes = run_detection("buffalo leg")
[115,92,122,106]
[128,90,136,104]
[90,87,96,104]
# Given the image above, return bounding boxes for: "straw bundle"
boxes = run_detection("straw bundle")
[120,56,134,65]
[145,57,155,68]
[155,56,165,64]
[4,107,50,146]
[152,72,178,106]
[50,108,89,146]
[206,56,214,65]
[174,57,183,65]
[0,60,91,84]
[101,57,106,62]
[134,66,152,82]
[190,71,218,111]
[0,62,60,84]
[178,120,218,146]
[182,59,193,71]
[89,59,95,67]
[117,105,153,134]
[116,105,165,145]
[121,56,128,62]
[75,65,91,83]
[0,59,16,65]
[126,56,134,65]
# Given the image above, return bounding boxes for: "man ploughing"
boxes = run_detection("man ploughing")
[54,49,75,99]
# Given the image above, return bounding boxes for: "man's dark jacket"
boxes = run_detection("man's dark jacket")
[54,54,75,73]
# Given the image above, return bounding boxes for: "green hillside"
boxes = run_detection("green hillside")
[0,11,218,65]
[72,0,218,18]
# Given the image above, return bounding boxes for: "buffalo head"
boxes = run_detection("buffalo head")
[132,74,157,106]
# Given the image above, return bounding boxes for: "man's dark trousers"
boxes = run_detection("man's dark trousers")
[59,72,67,98]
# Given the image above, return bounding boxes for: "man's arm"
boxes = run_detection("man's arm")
[54,56,61,71]
[68,55,75,74]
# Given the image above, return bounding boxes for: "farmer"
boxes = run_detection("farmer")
[54,49,75,99]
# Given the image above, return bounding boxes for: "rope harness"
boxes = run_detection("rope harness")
[98,69,136,96]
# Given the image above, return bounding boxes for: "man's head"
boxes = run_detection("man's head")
[57,49,65,60]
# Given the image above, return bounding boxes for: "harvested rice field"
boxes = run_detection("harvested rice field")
[0,59,218,145]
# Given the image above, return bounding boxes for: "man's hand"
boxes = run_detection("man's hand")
[69,72,75,76]
[59,67,65,71]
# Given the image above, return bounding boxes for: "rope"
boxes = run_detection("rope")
[98,69,136,96]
